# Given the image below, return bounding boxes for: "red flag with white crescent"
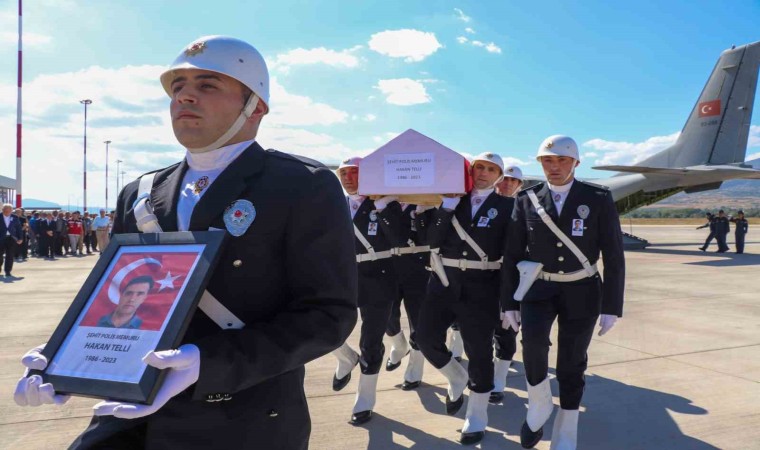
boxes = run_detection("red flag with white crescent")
[698,99,721,117]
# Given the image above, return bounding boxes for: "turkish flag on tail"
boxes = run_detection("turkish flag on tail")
[698,99,721,118]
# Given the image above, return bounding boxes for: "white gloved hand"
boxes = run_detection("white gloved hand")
[93,344,201,419]
[415,204,434,214]
[373,196,399,211]
[598,314,618,336]
[440,196,461,211]
[14,344,71,407]
[501,310,521,332]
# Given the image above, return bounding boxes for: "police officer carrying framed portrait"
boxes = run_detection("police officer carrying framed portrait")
[13,35,358,450]
[500,135,625,450]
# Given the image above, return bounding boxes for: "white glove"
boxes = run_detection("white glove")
[440,196,461,211]
[501,310,521,332]
[93,344,200,419]
[14,344,71,407]
[373,196,398,211]
[415,204,434,214]
[598,314,618,336]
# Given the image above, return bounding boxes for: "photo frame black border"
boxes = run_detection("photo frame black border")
[34,231,227,404]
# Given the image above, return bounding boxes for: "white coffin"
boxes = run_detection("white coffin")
[358,129,466,204]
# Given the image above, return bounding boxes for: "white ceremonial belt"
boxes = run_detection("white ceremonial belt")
[539,264,598,282]
[199,290,245,330]
[356,250,395,263]
[395,245,431,255]
[441,257,502,271]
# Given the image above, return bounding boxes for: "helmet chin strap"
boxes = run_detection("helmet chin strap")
[186,94,259,154]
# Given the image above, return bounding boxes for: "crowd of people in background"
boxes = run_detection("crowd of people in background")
[697,209,750,253]
[4,206,114,265]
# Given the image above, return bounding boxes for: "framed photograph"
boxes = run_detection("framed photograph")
[34,231,227,404]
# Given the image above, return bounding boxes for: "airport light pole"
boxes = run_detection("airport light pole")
[80,99,92,213]
[104,140,111,210]
[116,159,123,196]
[15,0,22,207]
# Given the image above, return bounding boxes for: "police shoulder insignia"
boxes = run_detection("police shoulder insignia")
[185,41,206,57]
[369,211,378,222]
[577,205,590,219]
[488,208,498,219]
[224,199,256,237]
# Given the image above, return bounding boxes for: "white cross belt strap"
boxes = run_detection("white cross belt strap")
[133,172,245,330]
[450,216,490,262]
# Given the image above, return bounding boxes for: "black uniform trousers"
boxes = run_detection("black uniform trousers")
[1,236,16,274]
[40,234,55,258]
[494,327,517,361]
[358,269,399,374]
[385,254,429,350]
[716,232,729,252]
[702,231,715,250]
[521,278,601,410]
[735,231,745,253]
[418,269,500,393]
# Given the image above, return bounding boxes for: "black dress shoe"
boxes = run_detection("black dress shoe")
[401,380,421,390]
[386,358,402,372]
[446,394,464,415]
[459,431,485,445]
[488,391,504,404]
[349,410,372,425]
[520,421,543,448]
[332,372,352,391]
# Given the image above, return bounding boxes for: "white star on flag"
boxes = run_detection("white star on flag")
[157,271,181,292]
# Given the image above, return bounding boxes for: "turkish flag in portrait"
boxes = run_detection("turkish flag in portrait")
[80,251,201,331]
[698,99,721,118]
[463,158,474,193]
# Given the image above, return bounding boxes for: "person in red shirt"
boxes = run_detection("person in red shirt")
[66,211,84,256]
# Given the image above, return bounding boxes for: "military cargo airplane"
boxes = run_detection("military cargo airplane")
[590,41,760,217]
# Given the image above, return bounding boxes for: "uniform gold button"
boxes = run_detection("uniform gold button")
[462,251,468,256]
[558,256,564,262]
[233,260,242,268]
[556,242,563,247]
[268,409,279,417]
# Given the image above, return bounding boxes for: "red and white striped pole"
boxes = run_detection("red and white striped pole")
[15,0,22,207]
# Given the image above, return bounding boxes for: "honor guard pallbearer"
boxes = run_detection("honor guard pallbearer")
[416,152,514,445]
[333,156,404,425]
[500,135,625,450]
[14,35,358,450]
[490,164,524,404]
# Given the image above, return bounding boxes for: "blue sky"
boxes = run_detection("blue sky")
[0,0,758,207]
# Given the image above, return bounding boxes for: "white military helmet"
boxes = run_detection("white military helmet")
[503,165,523,181]
[536,135,579,161]
[160,36,270,153]
[337,156,362,170]
[471,152,505,173]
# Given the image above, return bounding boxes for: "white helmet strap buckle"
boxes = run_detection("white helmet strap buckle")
[186,93,259,153]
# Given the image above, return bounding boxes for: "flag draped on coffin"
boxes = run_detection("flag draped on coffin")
[79,252,201,331]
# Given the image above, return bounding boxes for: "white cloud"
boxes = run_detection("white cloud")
[372,131,401,144]
[368,29,442,63]
[456,37,502,55]
[485,42,502,54]
[749,125,760,148]
[375,79,431,106]
[583,132,681,166]
[268,77,348,126]
[364,114,377,122]
[454,8,471,23]
[746,151,760,161]
[460,152,533,167]
[583,152,599,158]
[269,46,362,73]
[465,27,476,34]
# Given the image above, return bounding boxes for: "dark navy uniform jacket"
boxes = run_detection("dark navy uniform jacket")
[501,181,625,317]
[73,142,358,450]
[352,198,403,278]
[426,192,514,281]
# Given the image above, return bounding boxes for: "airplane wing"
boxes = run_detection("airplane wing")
[592,164,760,179]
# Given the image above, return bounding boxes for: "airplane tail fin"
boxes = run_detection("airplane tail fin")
[638,41,760,168]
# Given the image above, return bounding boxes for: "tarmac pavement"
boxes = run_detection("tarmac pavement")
[0,225,758,449]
